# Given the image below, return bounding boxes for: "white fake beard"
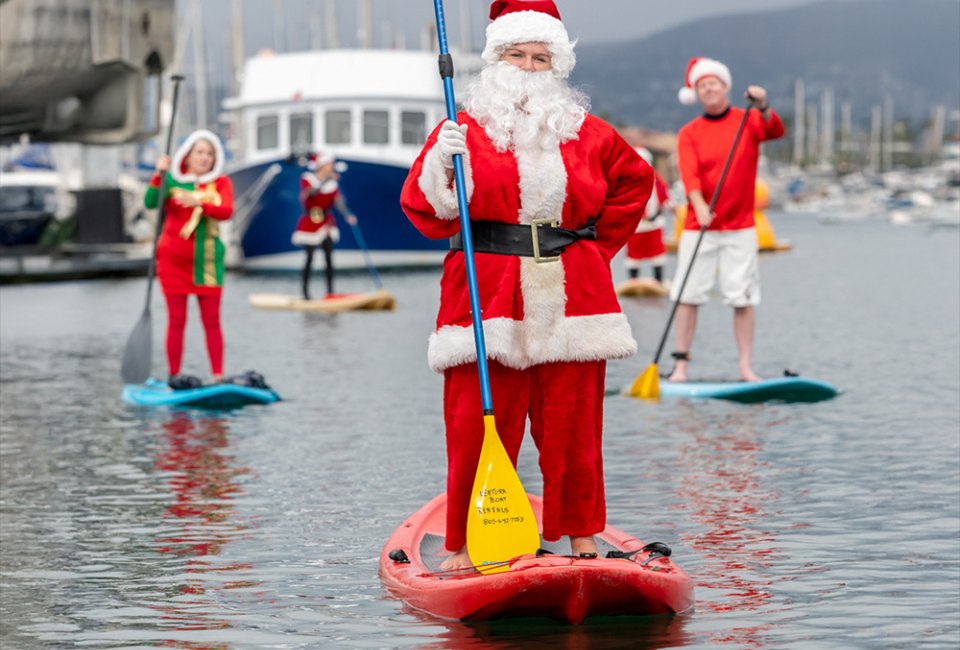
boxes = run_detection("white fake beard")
[465,61,589,153]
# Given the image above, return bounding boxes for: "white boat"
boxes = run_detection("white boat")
[222,48,480,271]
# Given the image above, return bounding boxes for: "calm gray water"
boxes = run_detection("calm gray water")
[1,214,958,649]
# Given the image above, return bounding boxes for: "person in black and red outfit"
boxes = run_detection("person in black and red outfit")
[291,151,357,300]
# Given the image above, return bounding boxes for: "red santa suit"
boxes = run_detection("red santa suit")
[291,174,341,246]
[625,172,669,269]
[401,111,652,550]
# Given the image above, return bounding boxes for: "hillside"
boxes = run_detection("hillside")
[571,0,960,131]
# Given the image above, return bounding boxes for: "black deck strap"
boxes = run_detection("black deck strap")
[605,549,642,560]
[450,218,598,258]
[642,542,672,557]
[577,552,599,559]
[535,548,554,557]
[640,542,673,566]
[388,549,410,564]
[670,351,690,362]
[783,369,799,377]
[438,53,454,79]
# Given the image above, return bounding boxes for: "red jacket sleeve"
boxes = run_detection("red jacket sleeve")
[595,125,653,258]
[754,108,785,142]
[400,120,465,240]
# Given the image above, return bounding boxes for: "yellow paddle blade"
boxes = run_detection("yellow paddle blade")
[628,363,661,399]
[466,415,540,574]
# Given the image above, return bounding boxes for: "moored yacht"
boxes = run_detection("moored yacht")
[222,48,480,270]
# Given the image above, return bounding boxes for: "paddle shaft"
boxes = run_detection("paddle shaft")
[650,100,755,366]
[347,220,384,289]
[433,0,493,413]
[142,75,186,309]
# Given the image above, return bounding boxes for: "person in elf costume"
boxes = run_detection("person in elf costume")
[624,147,670,283]
[401,0,653,570]
[146,129,234,389]
[291,151,357,300]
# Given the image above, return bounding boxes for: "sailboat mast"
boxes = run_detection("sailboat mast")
[231,0,244,96]
[325,0,339,49]
[358,0,372,48]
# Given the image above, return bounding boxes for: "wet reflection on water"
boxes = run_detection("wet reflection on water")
[151,414,253,639]
[674,406,776,648]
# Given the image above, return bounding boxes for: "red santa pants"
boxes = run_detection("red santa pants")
[442,359,607,552]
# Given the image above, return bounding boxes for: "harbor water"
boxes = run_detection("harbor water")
[1,213,958,648]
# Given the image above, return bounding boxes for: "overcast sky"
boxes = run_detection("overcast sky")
[194,0,885,93]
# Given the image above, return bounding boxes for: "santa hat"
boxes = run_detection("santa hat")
[635,146,654,165]
[171,129,225,185]
[678,57,732,105]
[481,0,576,78]
[307,150,335,170]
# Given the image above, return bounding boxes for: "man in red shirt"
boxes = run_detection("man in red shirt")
[669,57,785,382]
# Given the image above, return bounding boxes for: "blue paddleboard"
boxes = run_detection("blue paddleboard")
[122,378,280,409]
[657,376,839,403]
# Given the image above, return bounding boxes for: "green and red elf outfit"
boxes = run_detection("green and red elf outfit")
[144,129,234,379]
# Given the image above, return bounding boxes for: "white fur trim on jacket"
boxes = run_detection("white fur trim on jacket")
[292,225,340,246]
[482,11,576,78]
[428,314,637,372]
[635,215,665,233]
[417,142,474,221]
[171,129,225,185]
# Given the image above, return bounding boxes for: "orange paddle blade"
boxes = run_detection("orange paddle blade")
[466,415,540,574]
[628,363,661,399]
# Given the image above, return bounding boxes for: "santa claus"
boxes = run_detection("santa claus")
[400,0,653,570]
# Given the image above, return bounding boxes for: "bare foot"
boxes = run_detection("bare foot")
[439,546,473,571]
[667,361,688,382]
[570,535,598,556]
[740,368,762,382]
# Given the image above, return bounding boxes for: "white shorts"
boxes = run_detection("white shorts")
[669,228,760,307]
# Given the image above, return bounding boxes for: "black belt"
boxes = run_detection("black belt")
[450,218,598,262]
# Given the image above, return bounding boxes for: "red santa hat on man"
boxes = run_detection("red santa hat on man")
[678,57,732,105]
[481,0,576,78]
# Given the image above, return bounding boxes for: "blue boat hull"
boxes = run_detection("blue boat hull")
[657,377,839,403]
[122,378,280,409]
[230,157,447,261]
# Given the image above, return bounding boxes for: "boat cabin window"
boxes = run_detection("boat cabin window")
[363,110,389,145]
[257,114,279,150]
[289,112,314,152]
[401,111,427,145]
[325,110,351,145]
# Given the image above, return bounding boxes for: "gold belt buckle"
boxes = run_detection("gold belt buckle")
[530,217,560,263]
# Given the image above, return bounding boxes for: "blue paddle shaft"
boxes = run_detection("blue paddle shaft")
[433,0,493,412]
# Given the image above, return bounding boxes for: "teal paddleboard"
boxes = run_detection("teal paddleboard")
[122,378,280,409]
[656,376,839,403]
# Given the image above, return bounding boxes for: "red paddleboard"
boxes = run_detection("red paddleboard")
[379,493,694,623]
